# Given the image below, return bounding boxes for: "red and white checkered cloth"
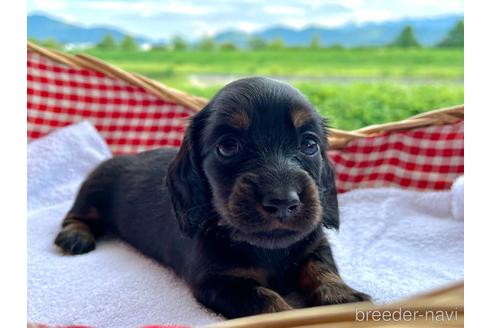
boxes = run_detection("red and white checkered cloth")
[28,52,195,154]
[330,122,463,192]
[27,51,464,193]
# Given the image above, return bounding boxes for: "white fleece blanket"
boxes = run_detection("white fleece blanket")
[27,122,464,328]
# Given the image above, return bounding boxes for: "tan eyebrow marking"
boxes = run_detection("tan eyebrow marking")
[226,109,250,130]
[291,107,313,128]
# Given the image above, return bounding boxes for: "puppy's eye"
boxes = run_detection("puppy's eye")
[300,137,319,156]
[217,137,240,158]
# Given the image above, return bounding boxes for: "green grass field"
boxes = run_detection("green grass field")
[85,48,463,130]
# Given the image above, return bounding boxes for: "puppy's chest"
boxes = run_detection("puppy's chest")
[266,261,300,291]
[243,250,304,291]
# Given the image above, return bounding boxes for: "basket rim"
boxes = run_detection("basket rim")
[204,281,463,328]
[27,41,208,111]
[27,41,464,150]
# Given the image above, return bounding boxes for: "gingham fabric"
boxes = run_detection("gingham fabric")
[27,51,464,193]
[28,52,196,154]
[329,121,464,192]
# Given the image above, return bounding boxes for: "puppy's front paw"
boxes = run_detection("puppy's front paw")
[312,283,371,306]
[256,287,293,313]
[54,228,95,255]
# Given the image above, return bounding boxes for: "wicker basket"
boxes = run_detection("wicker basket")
[206,282,464,328]
[27,41,464,328]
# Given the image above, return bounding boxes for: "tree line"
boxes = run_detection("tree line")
[389,21,463,48]
[30,20,464,52]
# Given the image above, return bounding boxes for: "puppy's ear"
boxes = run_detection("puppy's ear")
[166,108,211,237]
[320,154,340,230]
[319,121,340,230]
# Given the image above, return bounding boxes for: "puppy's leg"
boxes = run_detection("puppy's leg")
[298,243,371,306]
[54,167,112,255]
[54,210,100,255]
[194,276,292,318]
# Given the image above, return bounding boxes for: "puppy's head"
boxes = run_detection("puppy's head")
[167,77,339,249]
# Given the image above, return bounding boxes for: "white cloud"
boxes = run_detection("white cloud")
[27,0,464,40]
[263,5,305,15]
[281,18,310,29]
[351,9,393,24]
[357,0,463,18]
[79,1,214,16]
[236,21,263,33]
[58,13,77,23]
[30,0,67,11]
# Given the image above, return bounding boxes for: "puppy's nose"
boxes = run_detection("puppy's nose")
[262,190,300,221]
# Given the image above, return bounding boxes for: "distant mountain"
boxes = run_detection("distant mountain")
[215,14,464,47]
[28,13,463,48]
[27,14,151,45]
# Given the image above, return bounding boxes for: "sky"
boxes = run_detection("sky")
[27,0,464,40]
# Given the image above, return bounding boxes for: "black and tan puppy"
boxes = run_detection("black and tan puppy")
[54,77,370,318]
